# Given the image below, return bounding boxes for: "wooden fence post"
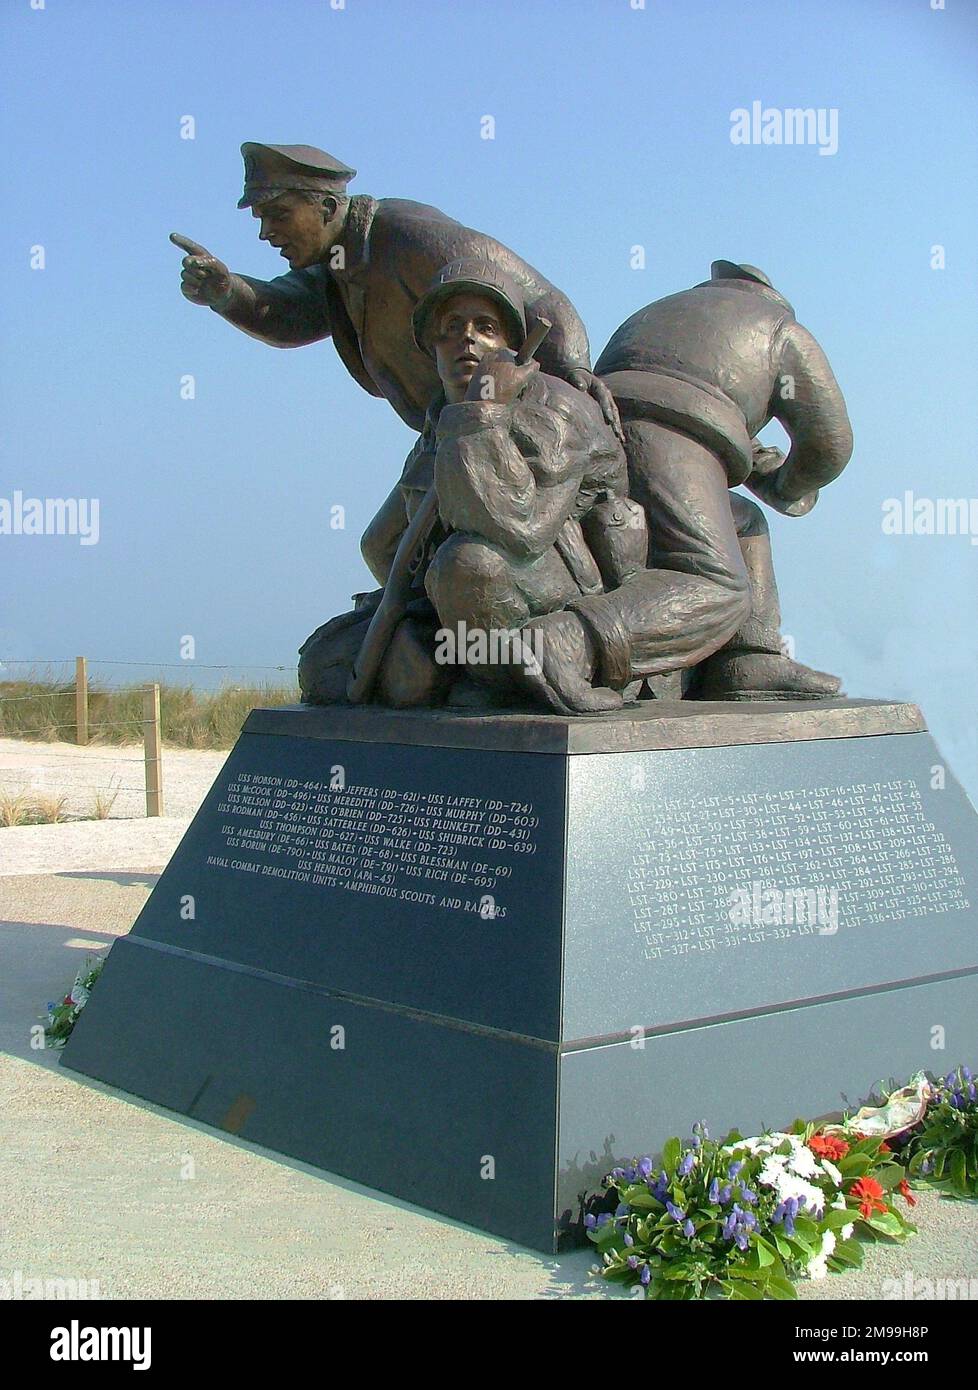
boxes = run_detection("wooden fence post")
[143,683,164,817]
[75,656,88,746]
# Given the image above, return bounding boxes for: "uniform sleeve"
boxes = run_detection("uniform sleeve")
[360,480,409,585]
[215,265,332,348]
[433,387,592,560]
[770,321,854,500]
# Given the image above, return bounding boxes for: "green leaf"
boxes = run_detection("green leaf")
[772,1232,793,1260]
[727,1278,765,1300]
[753,1239,775,1268]
[661,1137,681,1172]
[822,1206,857,1230]
[837,1153,874,1177]
[950,1149,967,1193]
[863,1210,905,1238]
[872,1162,906,1191]
[626,1190,662,1211]
[829,1238,864,1269]
[766,1275,799,1301]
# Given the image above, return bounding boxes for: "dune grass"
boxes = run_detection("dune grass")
[0,671,299,750]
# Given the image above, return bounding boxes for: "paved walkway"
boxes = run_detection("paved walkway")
[1,869,976,1299]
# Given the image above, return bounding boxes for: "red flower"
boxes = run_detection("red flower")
[63,995,73,1006]
[808,1133,850,1161]
[898,1178,918,1208]
[850,1176,888,1220]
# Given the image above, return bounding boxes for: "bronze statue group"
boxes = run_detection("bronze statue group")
[173,143,853,717]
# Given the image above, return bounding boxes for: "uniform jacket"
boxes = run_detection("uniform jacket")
[232,195,593,432]
[595,278,853,489]
[365,372,627,588]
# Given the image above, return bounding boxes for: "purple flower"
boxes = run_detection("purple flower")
[727,1160,744,1179]
[738,1185,758,1206]
[678,1152,696,1177]
[968,1084,977,1103]
[624,1231,634,1247]
[627,1254,639,1270]
[615,1203,630,1218]
[708,1178,720,1204]
[718,1184,733,1205]
[691,1135,702,1150]
[649,1170,670,1203]
[640,1265,651,1287]
[610,1167,625,1181]
[682,1219,695,1238]
[623,1166,637,1182]
[596,1212,612,1228]
[962,1066,973,1082]
[584,1213,597,1230]
[665,1200,685,1222]
[637,1156,653,1178]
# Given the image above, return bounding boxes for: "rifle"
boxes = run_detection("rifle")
[346,317,552,704]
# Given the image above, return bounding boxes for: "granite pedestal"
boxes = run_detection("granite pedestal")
[62,699,978,1251]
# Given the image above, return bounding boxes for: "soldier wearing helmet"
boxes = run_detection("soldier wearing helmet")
[298,260,642,714]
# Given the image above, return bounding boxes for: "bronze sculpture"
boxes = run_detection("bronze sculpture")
[172,146,854,717]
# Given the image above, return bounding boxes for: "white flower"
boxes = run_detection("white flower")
[786,1145,820,1178]
[805,1230,836,1281]
[831,1193,846,1210]
[819,1159,843,1187]
[757,1159,825,1216]
[758,1154,789,1186]
[723,1132,793,1157]
[841,1223,854,1241]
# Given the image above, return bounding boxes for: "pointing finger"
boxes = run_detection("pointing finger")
[170,232,210,256]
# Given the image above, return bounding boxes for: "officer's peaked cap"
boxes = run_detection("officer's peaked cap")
[238,143,356,209]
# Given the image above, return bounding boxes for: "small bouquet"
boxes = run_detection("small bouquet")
[587,1119,915,1300]
[902,1066,978,1198]
[42,956,105,1047]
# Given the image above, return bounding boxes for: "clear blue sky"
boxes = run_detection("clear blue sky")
[1,0,976,796]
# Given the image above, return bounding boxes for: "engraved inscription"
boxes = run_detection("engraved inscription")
[625,779,970,959]
[205,772,541,916]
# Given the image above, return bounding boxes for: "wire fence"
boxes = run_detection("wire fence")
[0,656,294,825]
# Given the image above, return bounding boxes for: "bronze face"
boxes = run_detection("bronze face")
[431,292,513,402]
[252,192,336,270]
